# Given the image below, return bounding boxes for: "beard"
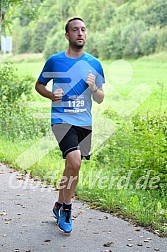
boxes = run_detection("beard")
[70,40,85,49]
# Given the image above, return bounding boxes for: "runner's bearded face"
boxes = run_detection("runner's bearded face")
[66,20,87,49]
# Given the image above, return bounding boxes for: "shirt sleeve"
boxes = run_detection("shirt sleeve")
[37,56,54,85]
[95,61,105,88]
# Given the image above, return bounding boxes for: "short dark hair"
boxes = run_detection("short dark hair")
[65,17,85,33]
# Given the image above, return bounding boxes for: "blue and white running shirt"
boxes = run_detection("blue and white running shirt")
[38,51,105,126]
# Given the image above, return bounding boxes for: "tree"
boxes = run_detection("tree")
[18,26,32,53]
[121,21,147,58]
[31,21,53,53]
[0,0,43,32]
[3,0,167,59]
[75,0,107,31]
[139,29,157,56]
[43,30,67,59]
[143,0,167,28]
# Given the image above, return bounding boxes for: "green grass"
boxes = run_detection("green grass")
[0,53,167,237]
[102,58,167,114]
[15,61,44,78]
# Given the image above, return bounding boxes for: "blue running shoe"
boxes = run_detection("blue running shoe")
[58,209,72,233]
[52,202,61,224]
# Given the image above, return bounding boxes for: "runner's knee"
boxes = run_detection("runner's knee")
[66,152,81,174]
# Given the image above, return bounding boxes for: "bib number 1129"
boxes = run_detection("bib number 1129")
[67,100,85,108]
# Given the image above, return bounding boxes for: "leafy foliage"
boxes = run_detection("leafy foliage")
[0,62,49,139]
[18,27,32,53]
[157,27,167,51]
[139,29,158,56]
[43,30,68,59]
[0,62,32,104]
[143,0,167,28]
[95,112,167,189]
[31,21,55,53]
[5,0,166,59]
[0,0,43,32]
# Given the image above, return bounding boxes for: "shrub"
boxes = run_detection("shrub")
[0,62,49,140]
[156,27,167,52]
[121,21,146,58]
[95,112,167,189]
[85,32,99,58]
[139,29,158,56]
[0,62,32,104]
[96,27,122,60]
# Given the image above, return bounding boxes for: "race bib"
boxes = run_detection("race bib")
[64,95,86,113]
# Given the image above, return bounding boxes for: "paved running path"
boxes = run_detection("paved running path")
[0,163,167,252]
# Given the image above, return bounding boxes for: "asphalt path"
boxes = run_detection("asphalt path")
[0,163,167,252]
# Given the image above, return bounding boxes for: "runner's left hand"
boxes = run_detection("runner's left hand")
[86,70,96,91]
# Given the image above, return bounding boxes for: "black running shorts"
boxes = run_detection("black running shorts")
[52,124,92,159]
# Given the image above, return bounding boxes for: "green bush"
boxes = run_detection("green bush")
[0,62,32,104]
[84,32,99,58]
[130,113,167,186]
[157,26,167,52]
[0,62,49,140]
[121,21,146,58]
[96,27,122,60]
[95,112,167,189]
[139,29,157,56]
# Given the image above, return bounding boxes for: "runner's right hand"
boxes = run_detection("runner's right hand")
[52,89,64,101]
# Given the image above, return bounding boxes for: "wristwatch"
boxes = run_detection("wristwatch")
[92,86,98,93]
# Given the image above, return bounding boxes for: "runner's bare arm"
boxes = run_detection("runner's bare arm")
[86,71,104,104]
[92,87,104,104]
[35,81,63,101]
